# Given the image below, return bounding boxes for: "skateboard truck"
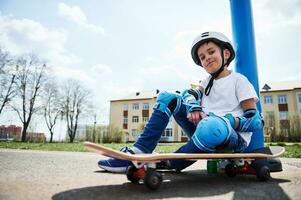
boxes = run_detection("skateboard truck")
[126,162,163,190]
[224,158,271,181]
[222,157,282,181]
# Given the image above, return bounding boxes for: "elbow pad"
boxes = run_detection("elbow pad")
[238,109,263,132]
[181,89,203,113]
[225,109,263,132]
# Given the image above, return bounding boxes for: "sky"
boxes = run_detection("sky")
[0,0,301,138]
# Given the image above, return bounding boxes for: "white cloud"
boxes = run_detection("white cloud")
[92,64,112,75]
[252,0,301,83]
[58,2,87,23]
[253,0,301,36]
[0,14,80,67]
[58,2,104,34]
[137,64,201,91]
[263,0,301,19]
[55,66,94,85]
[0,14,102,91]
[53,63,115,100]
[168,33,193,65]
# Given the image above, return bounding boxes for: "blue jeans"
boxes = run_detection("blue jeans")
[134,97,246,153]
[134,103,197,153]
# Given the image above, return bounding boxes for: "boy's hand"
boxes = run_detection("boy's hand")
[187,111,207,126]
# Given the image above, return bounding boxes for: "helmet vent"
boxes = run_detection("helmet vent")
[201,32,209,37]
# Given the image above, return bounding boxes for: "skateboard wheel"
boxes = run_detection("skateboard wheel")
[256,166,270,181]
[126,166,141,184]
[144,168,162,190]
[225,164,236,177]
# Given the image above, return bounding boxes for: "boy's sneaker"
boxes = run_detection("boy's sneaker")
[98,146,135,173]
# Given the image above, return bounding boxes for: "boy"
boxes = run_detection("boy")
[98,31,263,172]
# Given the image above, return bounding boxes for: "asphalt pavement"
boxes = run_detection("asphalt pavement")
[1,149,301,200]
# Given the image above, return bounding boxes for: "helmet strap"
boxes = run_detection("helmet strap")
[204,46,227,96]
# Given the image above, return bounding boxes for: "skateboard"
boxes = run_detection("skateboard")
[84,142,285,190]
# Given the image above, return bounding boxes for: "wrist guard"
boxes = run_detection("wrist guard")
[182,88,203,113]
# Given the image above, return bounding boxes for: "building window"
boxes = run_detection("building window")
[279,111,289,120]
[132,116,139,123]
[162,128,173,137]
[278,95,287,104]
[298,94,301,112]
[123,117,128,124]
[143,103,149,110]
[264,96,273,104]
[142,116,149,123]
[298,94,301,103]
[123,104,128,111]
[132,103,139,110]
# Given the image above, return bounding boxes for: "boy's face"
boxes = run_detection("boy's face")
[197,41,230,74]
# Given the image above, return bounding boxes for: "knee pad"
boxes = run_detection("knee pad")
[153,91,182,117]
[192,115,230,152]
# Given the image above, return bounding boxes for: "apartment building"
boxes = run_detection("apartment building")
[110,90,186,142]
[110,81,301,142]
[0,125,46,142]
[260,81,301,140]
[0,125,22,141]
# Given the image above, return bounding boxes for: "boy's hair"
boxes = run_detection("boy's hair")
[191,31,235,67]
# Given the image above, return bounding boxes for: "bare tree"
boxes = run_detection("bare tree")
[42,81,61,143]
[11,54,46,142]
[62,80,90,143]
[85,103,97,142]
[0,48,16,116]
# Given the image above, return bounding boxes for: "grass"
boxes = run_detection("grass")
[0,141,300,158]
[266,142,301,158]
[0,141,86,152]
[0,141,183,153]
[282,145,301,158]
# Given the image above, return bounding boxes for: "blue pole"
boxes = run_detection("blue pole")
[230,0,264,152]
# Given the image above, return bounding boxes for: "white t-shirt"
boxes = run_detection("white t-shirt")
[200,71,258,118]
[200,71,258,146]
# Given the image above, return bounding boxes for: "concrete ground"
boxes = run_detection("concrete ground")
[0,149,301,200]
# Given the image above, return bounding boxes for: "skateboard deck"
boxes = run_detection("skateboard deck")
[84,141,284,162]
[84,142,285,190]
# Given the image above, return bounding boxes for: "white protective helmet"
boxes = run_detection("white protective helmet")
[191,31,235,67]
